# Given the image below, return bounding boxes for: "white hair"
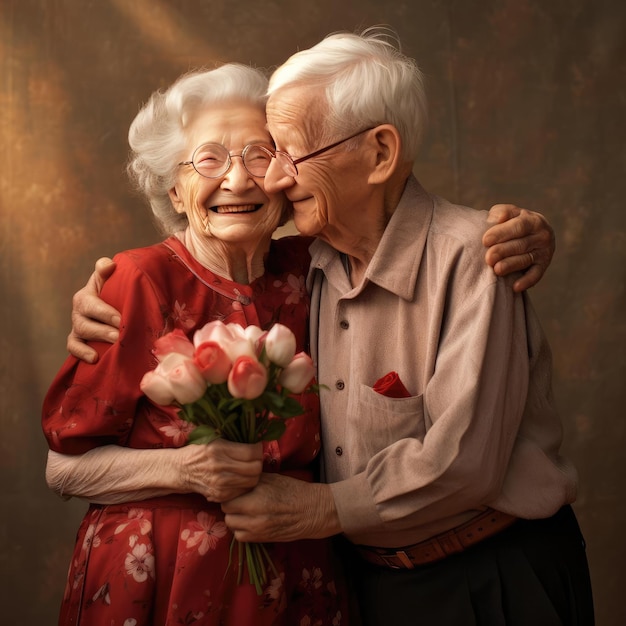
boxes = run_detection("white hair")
[127,64,269,234]
[268,27,428,161]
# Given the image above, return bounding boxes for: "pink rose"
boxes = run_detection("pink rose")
[278,352,315,393]
[193,320,233,348]
[140,369,176,405]
[141,353,206,405]
[223,324,259,361]
[227,356,269,400]
[153,329,194,362]
[168,358,208,404]
[264,323,296,367]
[193,321,256,362]
[243,325,266,346]
[244,326,267,359]
[194,341,232,384]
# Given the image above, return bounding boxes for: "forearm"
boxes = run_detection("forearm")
[46,446,186,504]
[303,480,343,539]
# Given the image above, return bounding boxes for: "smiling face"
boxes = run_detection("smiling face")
[263,86,373,245]
[169,101,288,247]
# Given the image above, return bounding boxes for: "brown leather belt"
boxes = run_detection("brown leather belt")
[355,508,518,569]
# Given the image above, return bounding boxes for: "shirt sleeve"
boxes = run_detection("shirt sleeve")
[42,250,171,454]
[331,275,531,537]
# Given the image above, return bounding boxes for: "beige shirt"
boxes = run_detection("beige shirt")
[308,176,578,548]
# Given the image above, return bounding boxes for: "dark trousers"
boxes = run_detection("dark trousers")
[346,506,594,626]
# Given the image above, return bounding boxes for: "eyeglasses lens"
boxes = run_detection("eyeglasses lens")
[191,143,272,178]
[242,145,273,177]
[275,152,298,177]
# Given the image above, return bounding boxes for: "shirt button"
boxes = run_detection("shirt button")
[335,446,343,456]
[340,320,349,329]
[335,380,345,390]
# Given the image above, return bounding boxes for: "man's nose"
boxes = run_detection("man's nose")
[263,158,295,194]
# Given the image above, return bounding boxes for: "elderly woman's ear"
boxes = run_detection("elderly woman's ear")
[168,185,186,214]
[366,124,403,185]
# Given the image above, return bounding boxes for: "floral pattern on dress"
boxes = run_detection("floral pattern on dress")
[91,582,111,605]
[159,417,195,446]
[180,511,229,556]
[82,521,104,551]
[43,236,349,625]
[274,273,307,305]
[114,508,152,536]
[301,566,323,592]
[124,540,155,583]
[173,300,197,329]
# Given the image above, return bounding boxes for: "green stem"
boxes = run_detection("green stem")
[196,396,222,428]
[244,403,256,443]
[258,542,279,579]
[245,543,264,595]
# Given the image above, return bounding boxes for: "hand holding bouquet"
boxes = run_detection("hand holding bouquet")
[140,320,316,593]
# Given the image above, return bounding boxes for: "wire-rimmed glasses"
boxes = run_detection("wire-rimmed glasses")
[178,143,274,179]
[265,126,376,177]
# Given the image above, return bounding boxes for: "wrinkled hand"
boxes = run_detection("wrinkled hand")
[179,440,263,503]
[222,473,342,543]
[483,204,555,292]
[67,257,120,363]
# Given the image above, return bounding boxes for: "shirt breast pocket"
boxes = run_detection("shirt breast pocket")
[349,384,427,460]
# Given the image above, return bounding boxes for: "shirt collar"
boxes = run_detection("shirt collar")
[308,175,433,300]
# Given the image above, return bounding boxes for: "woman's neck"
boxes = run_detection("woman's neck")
[176,228,270,285]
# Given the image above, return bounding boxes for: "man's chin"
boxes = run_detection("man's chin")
[292,216,323,238]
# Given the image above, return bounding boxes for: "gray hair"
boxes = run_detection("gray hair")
[127,64,269,234]
[267,27,428,161]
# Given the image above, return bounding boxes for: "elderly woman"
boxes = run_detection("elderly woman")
[42,64,347,626]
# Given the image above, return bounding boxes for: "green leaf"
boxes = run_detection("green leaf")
[262,391,286,413]
[178,405,196,424]
[276,396,305,418]
[308,383,328,393]
[258,419,287,441]
[218,397,245,414]
[187,425,221,445]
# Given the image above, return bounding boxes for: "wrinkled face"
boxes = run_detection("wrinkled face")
[170,102,288,246]
[263,86,371,242]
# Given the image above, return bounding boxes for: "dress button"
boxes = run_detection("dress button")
[335,380,345,390]
[340,320,349,329]
[335,446,343,456]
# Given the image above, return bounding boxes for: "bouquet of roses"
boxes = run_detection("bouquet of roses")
[139,319,316,594]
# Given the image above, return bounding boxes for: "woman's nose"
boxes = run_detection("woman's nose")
[263,158,295,195]
[220,156,255,193]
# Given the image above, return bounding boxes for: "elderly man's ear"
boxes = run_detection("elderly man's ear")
[366,124,403,184]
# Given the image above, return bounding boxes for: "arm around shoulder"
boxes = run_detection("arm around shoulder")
[67,257,120,363]
[483,204,555,291]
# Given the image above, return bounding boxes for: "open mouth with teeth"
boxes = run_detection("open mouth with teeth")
[210,204,263,214]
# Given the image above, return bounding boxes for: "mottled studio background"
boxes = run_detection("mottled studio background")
[1,0,624,623]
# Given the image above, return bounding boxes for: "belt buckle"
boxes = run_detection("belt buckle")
[380,550,415,570]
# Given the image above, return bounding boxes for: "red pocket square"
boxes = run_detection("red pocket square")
[373,371,411,398]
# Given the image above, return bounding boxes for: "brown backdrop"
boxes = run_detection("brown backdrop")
[1,0,624,623]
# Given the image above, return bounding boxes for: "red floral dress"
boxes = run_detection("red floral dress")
[42,235,348,626]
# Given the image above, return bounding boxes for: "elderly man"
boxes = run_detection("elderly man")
[218,30,594,625]
[65,30,590,626]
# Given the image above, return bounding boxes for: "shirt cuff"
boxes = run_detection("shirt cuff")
[329,471,383,541]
